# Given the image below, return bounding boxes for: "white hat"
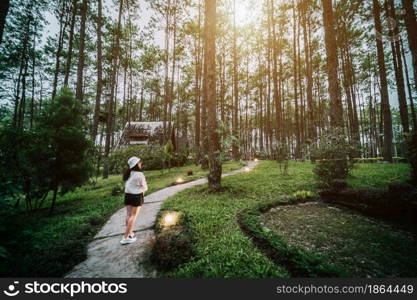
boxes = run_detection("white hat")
[128,156,141,169]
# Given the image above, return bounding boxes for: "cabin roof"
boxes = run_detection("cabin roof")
[124,121,172,136]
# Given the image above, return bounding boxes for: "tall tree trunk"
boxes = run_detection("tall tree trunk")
[293,1,301,158]
[403,0,417,89]
[18,59,29,129]
[373,0,393,162]
[205,0,221,191]
[92,0,103,140]
[270,0,281,144]
[321,0,344,127]
[13,31,29,128]
[386,0,409,133]
[301,1,315,141]
[195,0,202,152]
[232,0,240,160]
[30,29,36,129]
[52,0,68,101]
[341,50,356,140]
[401,38,417,129]
[139,83,145,121]
[75,0,88,102]
[201,32,208,169]
[0,0,10,45]
[168,0,178,138]
[103,0,123,179]
[64,0,78,86]
[163,0,171,141]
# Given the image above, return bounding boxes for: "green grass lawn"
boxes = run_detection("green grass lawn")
[160,161,411,278]
[0,161,242,277]
[262,202,417,277]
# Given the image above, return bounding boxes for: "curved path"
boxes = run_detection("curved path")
[65,161,258,278]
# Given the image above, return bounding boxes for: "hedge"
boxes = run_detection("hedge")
[106,145,189,174]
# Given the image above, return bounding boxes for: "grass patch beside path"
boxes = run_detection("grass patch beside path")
[160,161,411,278]
[349,163,410,188]
[0,161,242,277]
[262,202,417,277]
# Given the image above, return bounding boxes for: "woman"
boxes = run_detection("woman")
[120,156,148,245]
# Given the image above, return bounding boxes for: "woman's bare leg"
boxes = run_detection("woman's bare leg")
[125,206,132,228]
[128,207,141,237]
[124,206,139,238]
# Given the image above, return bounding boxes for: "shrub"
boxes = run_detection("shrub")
[106,145,190,174]
[275,144,290,175]
[111,183,124,196]
[293,190,316,200]
[254,150,271,160]
[171,148,190,168]
[320,184,417,230]
[312,128,356,190]
[150,227,194,271]
[37,88,94,213]
[353,157,408,164]
[151,211,194,271]
[0,88,93,213]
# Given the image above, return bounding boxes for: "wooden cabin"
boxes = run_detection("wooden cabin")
[115,121,176,149]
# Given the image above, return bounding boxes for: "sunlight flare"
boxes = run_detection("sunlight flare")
[232,0,259,26]
[162,212,179,227]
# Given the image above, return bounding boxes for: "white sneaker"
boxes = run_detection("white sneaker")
[120,236,137,245]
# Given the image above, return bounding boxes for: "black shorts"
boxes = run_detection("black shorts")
[124,193,144,207]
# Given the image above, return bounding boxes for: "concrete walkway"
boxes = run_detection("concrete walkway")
[65,161,258,278]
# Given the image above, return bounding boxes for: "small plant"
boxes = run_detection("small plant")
[150,227,194,271]
[293,190,315,199]
[275,144,290,175]
[312,128,356,190]
[151,211,193,271]
[111,183,124,196]
[239,159,248,167]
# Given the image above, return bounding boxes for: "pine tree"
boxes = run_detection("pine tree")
[205,0,221,190]
[0,0,10,44]
[372,0,393,162]
[37,87,93,214]
[322,0,344,128]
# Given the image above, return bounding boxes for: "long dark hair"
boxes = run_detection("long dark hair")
[123,164,142,181]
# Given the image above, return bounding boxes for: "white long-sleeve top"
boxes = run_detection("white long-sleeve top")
[125,171,148,194]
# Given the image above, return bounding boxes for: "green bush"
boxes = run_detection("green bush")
[253,150,273,160]
[312,128,356,190]
[293,190,315,199]
[111,183,124,196]
[353,157,408,164]
[106,145,190,174]
[150,227,194,271]
[0,88,93,213]
[151,211,194,271]
[274,144,290,175]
